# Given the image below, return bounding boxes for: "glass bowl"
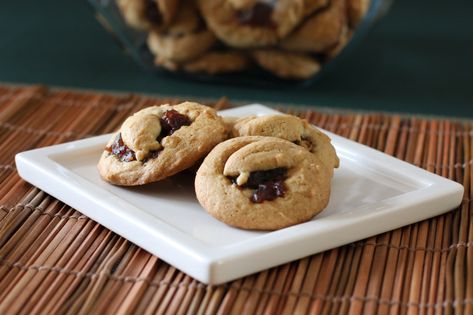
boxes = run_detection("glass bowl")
[89,0,393,86]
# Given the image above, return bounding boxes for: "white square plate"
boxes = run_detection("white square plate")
[15,104,464,284]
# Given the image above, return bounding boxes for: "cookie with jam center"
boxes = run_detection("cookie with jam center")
[231,114,339,171]
[97,102,227,186]
[195,136,334,230]
[197,0,305,48]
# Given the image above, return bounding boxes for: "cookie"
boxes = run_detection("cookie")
[155,51,250,74]
[147,29,216,62]
[117,0,180,31]
[347,0,371,27]
[280,0,346,53]
[147,1,215,64]
[232,114,339,171]
[184,51,250,74]
[197,0,304,47]
[195,136,334,230]
[251,50,321,79]
[97,102,227,186]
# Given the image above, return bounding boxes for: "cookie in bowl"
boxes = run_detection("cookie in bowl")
[147,0,218,63]
[195,136,336,230]
[197,0,305,47]
[280,0,346,53]
[147,29,216,63]
[97,102,227,186]
[157,51,251,75]
[251,50,321,80]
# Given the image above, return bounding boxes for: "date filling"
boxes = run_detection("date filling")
[106,109,191,162]
[159,109,191,137]
[229,167,287,203]
[105,133,136,162]
[236,2,276,28]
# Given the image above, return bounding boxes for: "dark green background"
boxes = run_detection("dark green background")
[0,0,472,117]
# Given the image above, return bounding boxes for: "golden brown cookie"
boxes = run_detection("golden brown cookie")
[98,102,227,186]
[251,50,321,79]
[145,0,216,63]
[195,136,334,230]
[347,0,371,27]
[155,51,250,74]
[183,52,251,74]
[197,0,304,47]
[280,0,346,53]
[147,29,216,63]
[232,114,339,171]
[117,0,180,31]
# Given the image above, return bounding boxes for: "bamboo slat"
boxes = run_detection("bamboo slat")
[0,85,472,315]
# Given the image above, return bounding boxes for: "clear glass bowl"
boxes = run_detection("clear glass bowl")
[89,0,393,86]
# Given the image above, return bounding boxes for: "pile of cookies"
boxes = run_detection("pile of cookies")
[116,0,370,79]
[98,102,339,230]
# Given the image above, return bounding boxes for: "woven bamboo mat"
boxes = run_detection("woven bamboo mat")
[0,85,472,315]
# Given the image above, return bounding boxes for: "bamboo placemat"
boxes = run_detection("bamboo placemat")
[0,85,471,315]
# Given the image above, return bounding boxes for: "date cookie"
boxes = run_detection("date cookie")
[251,50,321,79]
[197,0,304,47]
[183,51,251,74]
[280,0,346,53]
[195,136,334,230]
[231,114,339,171]
[147,29,216,63]
[146,0,216,63]
[117,0,180,31]
[98,102,227,186]
[156,51,251,74]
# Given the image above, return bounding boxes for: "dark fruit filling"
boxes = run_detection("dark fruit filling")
[236,3,276,28]
[159,109,192,137]
[145,0,163,25]
[106,133,136,162]
[229,167,287,203]
[244,168,286,188]
[251,180,285,203]
[106,110,191,162]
